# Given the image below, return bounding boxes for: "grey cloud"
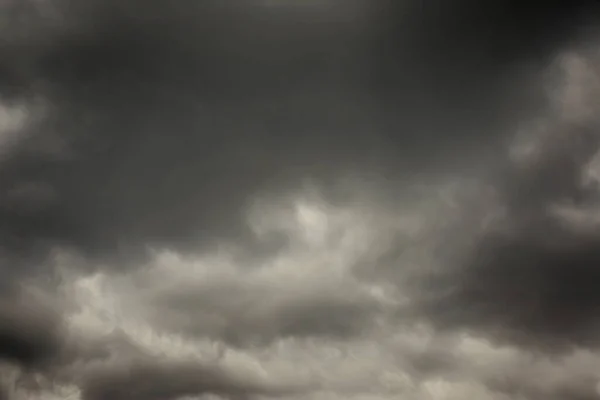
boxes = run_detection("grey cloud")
[0,0,590,268]
[503,122,600,213]
[80,358,297,400]
[147,280,382,346]
[0,287,299,400]
[2,1,600,400]
[410,114,600,351]
[0,293,64,370]
[482,352,600,400]
[385,329,600,400]
[0,0,391,265]
[83,235,391,347]
[0,248,374,398]
[2,181,58,214]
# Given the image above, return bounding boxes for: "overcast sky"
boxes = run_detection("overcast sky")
[2,1,600,399]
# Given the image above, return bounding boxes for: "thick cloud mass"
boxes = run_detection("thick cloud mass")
[3,1,600,399]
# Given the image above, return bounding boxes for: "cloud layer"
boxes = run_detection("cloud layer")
[2,1,600,399]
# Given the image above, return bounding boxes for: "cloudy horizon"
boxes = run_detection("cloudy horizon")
[2,1,600,399]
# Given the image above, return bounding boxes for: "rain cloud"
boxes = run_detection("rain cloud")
[1,1,600,399]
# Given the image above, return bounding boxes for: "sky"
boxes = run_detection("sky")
[1,0,600,399]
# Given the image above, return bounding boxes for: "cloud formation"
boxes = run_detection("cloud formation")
[2,1,600,399]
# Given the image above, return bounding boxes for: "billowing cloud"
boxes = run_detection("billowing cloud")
[408,52,600,353]
[2,1,600,400]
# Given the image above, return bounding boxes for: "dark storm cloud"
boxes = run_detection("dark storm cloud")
[369,0,600,156]
[80,357,299,400]
[4,1,600,399]
[412,107,600,351]
[0,292,296,400]
[146,277,382,346]
[0,298,62,369]
[0,0,390,267]
[1,0,597,269]
[360,2,600,352]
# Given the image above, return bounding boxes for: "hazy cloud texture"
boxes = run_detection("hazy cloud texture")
[1,1,600,399]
